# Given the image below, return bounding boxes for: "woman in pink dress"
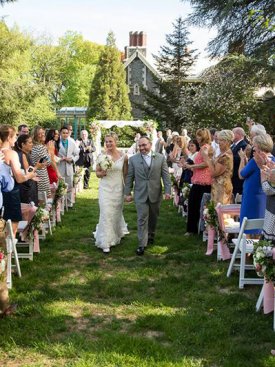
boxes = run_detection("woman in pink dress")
[185,128,213,235]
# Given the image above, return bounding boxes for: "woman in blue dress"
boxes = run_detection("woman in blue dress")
[239,134,275,234]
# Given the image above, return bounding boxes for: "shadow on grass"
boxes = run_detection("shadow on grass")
[0,188,274,367]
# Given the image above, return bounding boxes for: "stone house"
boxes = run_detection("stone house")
[123,31,160,119]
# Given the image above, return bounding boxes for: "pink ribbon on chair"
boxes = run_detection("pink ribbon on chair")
[56,200,61,223]
[263,249,275,314]
[218,239,231,260]
[263,279,274,314]
[33,229,40,253]
[206,226,215,256]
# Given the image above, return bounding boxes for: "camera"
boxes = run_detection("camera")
[27,166,34,173]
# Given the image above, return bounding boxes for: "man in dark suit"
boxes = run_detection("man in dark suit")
[231,127,247,196]
[76,130,96,189]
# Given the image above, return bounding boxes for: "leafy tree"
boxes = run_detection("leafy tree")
[138,17,198,131]
[182,0,275,59]
[176,55,273,133]
[58,31,103,107]
[30,35,72,110]
[0,22,41,125]
[0,0,16,5]
[88,31,132,120]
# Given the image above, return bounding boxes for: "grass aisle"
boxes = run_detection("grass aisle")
[1,174,275,367]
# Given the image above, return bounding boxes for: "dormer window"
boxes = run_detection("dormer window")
[133,83,140,95]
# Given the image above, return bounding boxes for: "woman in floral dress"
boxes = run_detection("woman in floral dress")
[202,130,234,205]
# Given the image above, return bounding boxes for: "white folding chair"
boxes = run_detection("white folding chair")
[17,220,34,261]
[6,219,22,289]
[226,217,264,288]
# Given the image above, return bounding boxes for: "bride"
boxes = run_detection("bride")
[94,132,129,253]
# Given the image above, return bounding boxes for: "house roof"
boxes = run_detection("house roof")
[123,48,160,78]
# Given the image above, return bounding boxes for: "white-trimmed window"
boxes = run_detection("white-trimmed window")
[133,83,140,95]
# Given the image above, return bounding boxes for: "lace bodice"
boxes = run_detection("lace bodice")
[99,154,125,193]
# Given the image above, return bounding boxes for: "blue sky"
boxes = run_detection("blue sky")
[1,0,217,74]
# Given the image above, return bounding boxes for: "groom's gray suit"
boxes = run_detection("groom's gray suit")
[124,151,171,248]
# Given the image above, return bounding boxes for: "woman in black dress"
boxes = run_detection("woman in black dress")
[15,135,40,206]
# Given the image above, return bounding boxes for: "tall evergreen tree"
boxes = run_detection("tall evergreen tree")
[139,17,198,131]
[88,31,132,121]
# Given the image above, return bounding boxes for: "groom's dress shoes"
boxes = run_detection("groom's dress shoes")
[136,247,144,256]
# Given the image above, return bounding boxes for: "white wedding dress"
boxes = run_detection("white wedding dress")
[94,153,129,252]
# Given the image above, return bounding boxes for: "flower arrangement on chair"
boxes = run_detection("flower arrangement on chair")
[180,183,191,214]
[253,240,275,282]
[203,200,219,256]
[28,206,50,237]
[53,179,67,209]
[73,167,84,187]
[203,200,218,229]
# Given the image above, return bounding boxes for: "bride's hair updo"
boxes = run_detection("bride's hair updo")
[105,132,119,144]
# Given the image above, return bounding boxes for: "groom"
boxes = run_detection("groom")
[124,136,171,255]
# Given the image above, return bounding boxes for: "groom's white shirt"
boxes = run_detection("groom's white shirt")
[142,151,152,167]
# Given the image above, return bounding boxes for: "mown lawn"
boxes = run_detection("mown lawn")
[1,173,275,367]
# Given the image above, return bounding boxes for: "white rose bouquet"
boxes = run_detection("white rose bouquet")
[97,154,113,171]
[253,240,275,281]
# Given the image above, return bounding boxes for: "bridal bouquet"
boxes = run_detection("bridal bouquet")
[203,200,218,229]
[97,154,113,171]
[253,240,275,281]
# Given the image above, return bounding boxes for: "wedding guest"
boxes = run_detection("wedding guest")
[185,128,213,235]
[170,136,188,181]
[0,125,36,235]
[165,129,172,147]
[181,128,191,145]
[211,129,221,158]
[45,129,62,184]
[76,130,96,189]
[0,144,16,318]
[179,139,199,185]
[155,131,165,154]
[57,126,79,207]
[166,132,179,167]
[202,130,234,205]
[67,124,74,139]
[127,133,141,156]
[0,141,14,210]
[231,127,247,196]
[239,134,274,234]
[14,135,40,206]
[18,124,29,136]
[255,155,275,244]
[246,123,266,160]
[30,126,51,202]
